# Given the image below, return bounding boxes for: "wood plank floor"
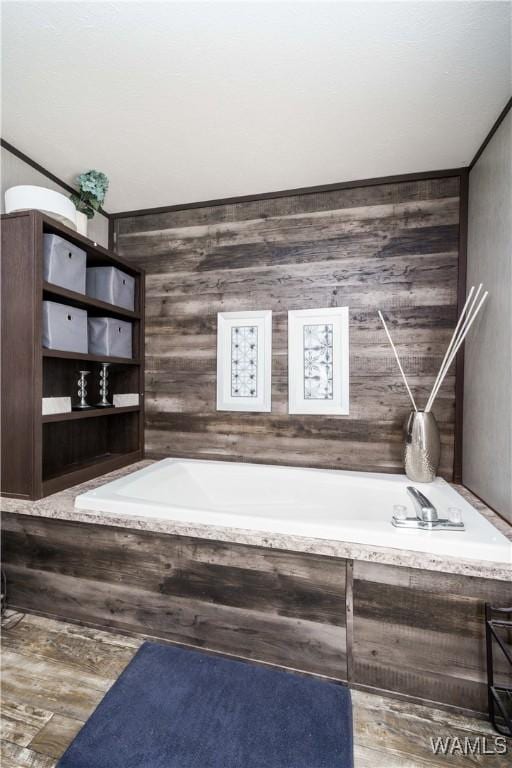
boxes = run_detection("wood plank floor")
[1,612,509,767]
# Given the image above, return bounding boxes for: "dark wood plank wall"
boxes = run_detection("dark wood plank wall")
[2,513,347,680]
[114,177,461,478]
[3,512,509,714]
[352,561,512,714]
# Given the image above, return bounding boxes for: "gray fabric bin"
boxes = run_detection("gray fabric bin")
[43,234,87,294]
[88,317,133,358]
[86,267,135,311]
[42,301,88,353]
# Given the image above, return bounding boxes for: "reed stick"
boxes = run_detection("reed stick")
[427,289,487,410]
[378,310,418,412]
[425,290,488,412]
[424,285,477,412]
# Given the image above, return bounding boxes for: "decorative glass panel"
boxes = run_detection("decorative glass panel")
[303,324,333,400]
[231,326,258,397]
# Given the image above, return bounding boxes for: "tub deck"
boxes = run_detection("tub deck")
[2,461,511,715]
[75,458,511,566]
[2,460,510,581]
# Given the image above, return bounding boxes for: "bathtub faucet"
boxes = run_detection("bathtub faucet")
[391,487,465,531]
[407,486,438,523]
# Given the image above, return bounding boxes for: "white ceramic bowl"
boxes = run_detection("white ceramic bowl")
[5,185,77,230]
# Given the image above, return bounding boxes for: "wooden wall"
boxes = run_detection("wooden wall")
[3,512,510,714]
[114,176,461,479]
[352,561,511,714]
[2,513,347,680]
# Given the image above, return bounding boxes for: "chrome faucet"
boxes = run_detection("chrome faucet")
[391,487,465,531]
[407,487,438,523]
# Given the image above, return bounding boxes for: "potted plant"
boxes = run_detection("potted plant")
[71,170,109,236]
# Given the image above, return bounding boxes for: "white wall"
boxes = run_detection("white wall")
[1,147,109,247]
[463,109,512,523]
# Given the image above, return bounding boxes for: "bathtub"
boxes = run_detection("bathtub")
[75,458,511,563]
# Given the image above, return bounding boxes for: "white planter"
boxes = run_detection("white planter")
[75,211,88,236]
[5,185,76,229]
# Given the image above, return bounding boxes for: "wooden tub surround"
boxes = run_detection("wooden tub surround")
[2,466,511,719]
[112,174,464,481]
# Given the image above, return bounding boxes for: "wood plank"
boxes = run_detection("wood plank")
[116,176,460,234]
[132,222,459,273]
[143,425,455,479]
[2,515,346,625]
[2,514,347,680]
[115,176,460,478]
[354,744,439,767]
[0,700,53,748]
[0,740,56,768]
[29,715,83,760]
[143,375,456,422]
[5,567,347,680]
[352,562,512,714]
[146,284,458,318]
[1,612,139,679]
[2,649,109,722]
[352,690,510,768]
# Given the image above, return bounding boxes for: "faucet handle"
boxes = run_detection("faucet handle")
[393,504,408,520]
[447,507,463,525]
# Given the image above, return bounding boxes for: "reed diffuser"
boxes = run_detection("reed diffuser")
[378,284,488,482]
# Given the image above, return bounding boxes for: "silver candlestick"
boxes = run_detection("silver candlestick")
[74,370,92,409]
[96,363,113,407]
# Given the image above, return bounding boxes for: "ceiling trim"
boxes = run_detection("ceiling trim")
[7,101,509,221]
[110,167,466,220]
[0,138,112,219]
[469,96,512,171]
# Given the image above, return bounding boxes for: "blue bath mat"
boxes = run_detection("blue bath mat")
[57,641,353,768]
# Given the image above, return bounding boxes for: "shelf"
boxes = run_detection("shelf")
[43,282,140,320]
[1,211,145,501]
[42,348,141,365]
[42,405,140,423]
[42,449,143,497]
[41,214,142,277]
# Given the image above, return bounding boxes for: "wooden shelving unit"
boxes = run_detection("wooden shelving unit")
[42,405,140,423]
[43,281,140,320]
[42,349,141,365]
[1,210,145,500]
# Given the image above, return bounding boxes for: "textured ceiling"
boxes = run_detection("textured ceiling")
[2,1,511,213]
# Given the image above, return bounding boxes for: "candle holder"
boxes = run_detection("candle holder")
[96,362,113,407]
[74,370,93,410]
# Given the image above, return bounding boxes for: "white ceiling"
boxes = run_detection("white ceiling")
[2,1,511,213]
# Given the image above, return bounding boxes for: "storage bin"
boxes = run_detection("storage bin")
[42,301,88,353]
[86,267,135,311]
[43,234,87,294]
[88,317,133,358]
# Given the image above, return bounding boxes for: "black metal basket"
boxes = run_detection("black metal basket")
[485,604,512,736]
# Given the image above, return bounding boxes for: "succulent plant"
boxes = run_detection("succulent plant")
[71,170,109,219]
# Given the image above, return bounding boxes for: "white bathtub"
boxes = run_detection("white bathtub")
[75,458,511,563]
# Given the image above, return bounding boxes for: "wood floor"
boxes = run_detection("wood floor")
[1,612,509,767]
